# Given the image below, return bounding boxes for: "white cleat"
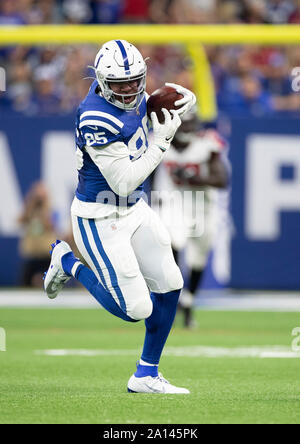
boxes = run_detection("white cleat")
[127,373,190,394]
[44,240,72,299]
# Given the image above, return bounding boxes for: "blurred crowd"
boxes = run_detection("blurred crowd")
[2,0,300,26]
[1,0,300,118]
[2,0,299,287]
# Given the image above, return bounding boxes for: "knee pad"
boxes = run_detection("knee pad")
[168,264,184,291]
[145,257,184,294]
[128,298,153,321]
[162,257,184,291]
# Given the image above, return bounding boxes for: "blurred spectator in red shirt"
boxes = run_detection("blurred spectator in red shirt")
[123,0,149,22]
[289,0,300,22]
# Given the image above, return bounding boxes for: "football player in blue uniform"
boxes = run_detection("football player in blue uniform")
[44,40,196,394]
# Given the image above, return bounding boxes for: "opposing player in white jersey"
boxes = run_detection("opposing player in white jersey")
[43,40,196,393]
[153,110,228,328]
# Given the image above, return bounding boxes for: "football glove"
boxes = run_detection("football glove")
[151,108,182,152]
[165,82,196,116]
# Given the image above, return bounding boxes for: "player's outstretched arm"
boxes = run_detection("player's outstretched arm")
[206,153,229,188]
[85,109,181,197]
[182,153,229,188]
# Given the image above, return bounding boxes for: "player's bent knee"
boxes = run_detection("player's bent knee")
[168,265,184,291]
[159,254,184,292]
[163,261,184,291]
[128,298,153,321]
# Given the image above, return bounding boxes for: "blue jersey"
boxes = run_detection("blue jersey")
[75,80,149,205]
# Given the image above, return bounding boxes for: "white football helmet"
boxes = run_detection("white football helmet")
[94,40,147,111]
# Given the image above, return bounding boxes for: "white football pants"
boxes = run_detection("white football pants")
[71,199,183,320]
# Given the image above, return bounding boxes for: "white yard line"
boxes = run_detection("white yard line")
[35,346,300,359]
[1,289,300,311]
[0,290,99,308]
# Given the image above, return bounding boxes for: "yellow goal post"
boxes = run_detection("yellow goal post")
[1,24,300,121]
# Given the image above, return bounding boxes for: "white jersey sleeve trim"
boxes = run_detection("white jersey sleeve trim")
[80,111,124,128]
[79,120,119,134]
[85,141,164,197]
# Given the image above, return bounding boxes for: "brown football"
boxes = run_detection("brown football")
[147,85,183,123]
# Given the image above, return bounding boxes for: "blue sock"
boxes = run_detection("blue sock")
[74,264,137,323]
[140,289,181,366]
[135,364,158,378]
[61,252,80,276]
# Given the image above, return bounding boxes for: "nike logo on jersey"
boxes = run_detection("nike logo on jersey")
[87,125,99,130]
[165,136,172,141]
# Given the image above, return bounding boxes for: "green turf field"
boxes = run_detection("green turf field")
[1,307,300,424]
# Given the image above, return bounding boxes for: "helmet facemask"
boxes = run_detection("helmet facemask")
[97,69,147,111]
